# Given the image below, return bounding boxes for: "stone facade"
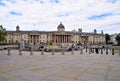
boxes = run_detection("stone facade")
[5,23,105,45]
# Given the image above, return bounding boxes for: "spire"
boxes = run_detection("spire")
[60,22,62,24]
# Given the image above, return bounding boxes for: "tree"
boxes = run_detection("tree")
[0,29,6,43]
[105,33,110,44]
[115,34,120,45]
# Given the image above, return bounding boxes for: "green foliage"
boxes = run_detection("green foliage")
[0,30,6,42]
[105,33,110,44]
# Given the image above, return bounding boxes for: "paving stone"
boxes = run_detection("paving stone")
[7,78,28,81]
[0,50,120,81]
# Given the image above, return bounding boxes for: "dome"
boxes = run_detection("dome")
[57,22,65,29]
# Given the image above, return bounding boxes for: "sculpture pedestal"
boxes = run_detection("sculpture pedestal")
[111,46,120,55]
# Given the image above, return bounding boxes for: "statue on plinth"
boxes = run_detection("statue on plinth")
[116,33,120,46]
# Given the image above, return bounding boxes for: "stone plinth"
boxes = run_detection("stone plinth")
[111,46,120,54]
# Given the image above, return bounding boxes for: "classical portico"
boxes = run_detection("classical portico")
[53,34,72,43]
[53,22,72,43]
[29,33,39,44]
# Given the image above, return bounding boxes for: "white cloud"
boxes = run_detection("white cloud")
[0,0,120,34]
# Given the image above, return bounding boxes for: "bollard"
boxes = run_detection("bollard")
[119,49,120,56]
[106,48,108,55]
[19,49,22,55]
[86,49,87,53]
[101,48,103,54]
[41,48,44,55]
[89,48,91,54]
[30,46,33,55]
[52,49,54,55]
[98,48,100,54]
[71,48,74,54]
[7,48,11,55]
[85,47,87,53]
[112,48,114,55]
[92,48,94,53]
[62,50,64,55]
[80,48,83,54]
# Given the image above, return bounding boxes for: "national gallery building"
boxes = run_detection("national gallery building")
[6,23,105,45]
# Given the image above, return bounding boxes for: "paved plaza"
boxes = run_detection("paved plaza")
[0,50,120,81]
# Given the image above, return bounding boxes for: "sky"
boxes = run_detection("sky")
[0,0,120,34]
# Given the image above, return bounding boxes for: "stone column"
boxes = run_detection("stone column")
[55,35,56,43]
[63,35,64,43]
[56,35,58,43]
[60,35,62,43]
[31,35,33,43]
[58,35,59,43]
[65,35,67,43]
[53,35,55,43]
[59,35,61,43]
[30,35,31,43]
[36,35,38,43]
[67,36,68,43]
[34,35,36,44]
[61,35,62,43]
[31,35,32,43]
[36,35,37,43]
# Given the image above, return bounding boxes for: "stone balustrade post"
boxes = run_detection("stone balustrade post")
[101,48,103,54]
[30,45,33,55]
[62,50,64,55]
[106,48,108,55]
[119,49,120,56]
[41,48,44,55]
[80,48,83,54]
[71,48,74,55]
[19,49,22,55]
[89,48,91,54]
[7,48,11,56]
[52,49,54,55]
[112,48,114,55]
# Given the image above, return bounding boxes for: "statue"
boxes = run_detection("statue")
[116,33,120,46]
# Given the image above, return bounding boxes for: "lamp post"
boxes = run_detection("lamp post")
[106,43,108,55]
[85,34,88,53]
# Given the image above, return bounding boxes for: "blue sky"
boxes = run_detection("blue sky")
[0,0,120,34]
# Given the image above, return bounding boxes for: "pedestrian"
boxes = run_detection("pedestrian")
[95,48,99,54]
